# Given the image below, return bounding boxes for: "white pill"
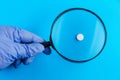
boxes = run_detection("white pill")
[76,34,84,41]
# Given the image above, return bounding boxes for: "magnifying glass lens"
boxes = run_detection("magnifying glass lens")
[51,9,106,62]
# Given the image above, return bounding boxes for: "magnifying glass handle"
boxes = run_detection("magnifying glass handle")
[41,41,51,48]
[21,41,51,48]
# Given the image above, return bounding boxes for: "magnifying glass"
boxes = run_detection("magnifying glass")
[41,8,107,63]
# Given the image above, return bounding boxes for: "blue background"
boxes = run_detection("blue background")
[0,0,120,80]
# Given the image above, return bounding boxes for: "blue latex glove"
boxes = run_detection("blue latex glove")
[0,26,51,69]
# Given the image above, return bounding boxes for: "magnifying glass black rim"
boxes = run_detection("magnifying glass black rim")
[49,8,107,63]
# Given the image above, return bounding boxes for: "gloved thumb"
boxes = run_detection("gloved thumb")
[14,43,45,59]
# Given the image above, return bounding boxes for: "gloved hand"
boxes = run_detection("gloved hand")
[0,26,51,69]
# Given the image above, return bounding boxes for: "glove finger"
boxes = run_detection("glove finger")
[5,26,45,43]
[13,59,22,68]
[0,26,44,43]
[43,47,51,55]
[16,28,44,43]
[14,43,45,59]
[22,57,34,65]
